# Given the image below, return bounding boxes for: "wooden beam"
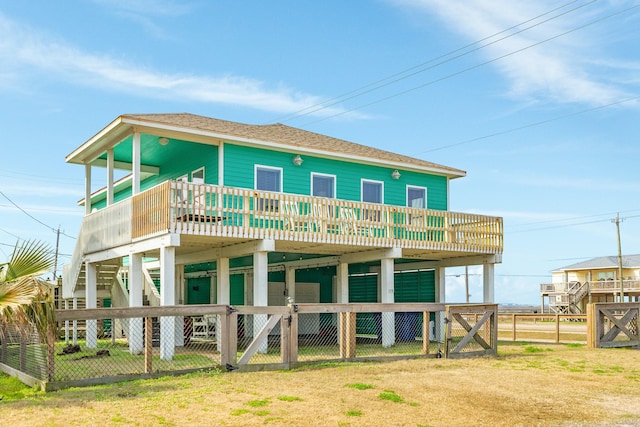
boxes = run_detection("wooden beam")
[339,247,402,265]
[92,158,159,175]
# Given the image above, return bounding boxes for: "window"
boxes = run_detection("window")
[407,186,427,209]
[191,167,205,184]
[361,180,383,204]
[255,165,282,212]
[255,165,282,192]
[311,173,336,198]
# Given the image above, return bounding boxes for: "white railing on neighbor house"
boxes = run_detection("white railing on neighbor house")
[130,181,503,253]
[541,280,640,295]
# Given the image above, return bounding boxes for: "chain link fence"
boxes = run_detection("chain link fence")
[1,303,498,390]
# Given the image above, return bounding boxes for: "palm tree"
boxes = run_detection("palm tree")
[0,240,56,338]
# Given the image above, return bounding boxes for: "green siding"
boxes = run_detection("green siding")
[224,143,448,210]
[93,139,218,210]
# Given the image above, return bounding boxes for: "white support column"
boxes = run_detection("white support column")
[380,258,395,348]
[483,263,495,303]
[336,262,349,303]
[106,148,114,206]
[128,252,143,354]
[64,299,69,344]
[72,297,78,344]
[215,257,229,348]
[160,246,176,360]
[253,251,268,353]
[84,165,92,215]
[434,267,446,343]
[285,267,296,303]
[175,265,185,347]
[85,261,98,348]
[132,132,141,195]
[217,258,230,304]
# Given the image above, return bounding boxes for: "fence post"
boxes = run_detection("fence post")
[586,303,596,348]
[220,308,238,368]
[339,312,346,358]
[422,311,430,354]
[512,313,516,341]
[144,317,153,374]
[346,312,356,358]
[555,314,560,343]
[281,313,290,366]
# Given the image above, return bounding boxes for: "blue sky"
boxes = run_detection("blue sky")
[1,0,639,305]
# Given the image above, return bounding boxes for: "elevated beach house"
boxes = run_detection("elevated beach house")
[540,254,640,314]
[62,113,503,358]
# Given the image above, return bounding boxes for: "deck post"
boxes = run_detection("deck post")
[159,246,176,360]
[483,263,495,303]
[85,261,98,348]
[129,252,144,354]
[434,267,446,343]
[216,257,230,348]
[380,258,395,348]
[253,250,269,353]
[286,267,296,303]
[336,262,349,303]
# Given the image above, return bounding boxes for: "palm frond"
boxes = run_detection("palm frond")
[0,240,55,283]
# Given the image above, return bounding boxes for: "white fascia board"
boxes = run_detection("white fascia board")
[66,117,129,164]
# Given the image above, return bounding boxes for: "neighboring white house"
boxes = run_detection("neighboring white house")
[540,254,640,313]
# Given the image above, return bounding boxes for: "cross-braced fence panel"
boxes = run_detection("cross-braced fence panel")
[445,305,498,359]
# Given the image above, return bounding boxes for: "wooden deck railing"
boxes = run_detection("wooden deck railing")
[129,181,503,253]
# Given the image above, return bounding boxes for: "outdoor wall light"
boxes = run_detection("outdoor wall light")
[158,137,169,146]
[391,169,401,180]
[292,154,304,166]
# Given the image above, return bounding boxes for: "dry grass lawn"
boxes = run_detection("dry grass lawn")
[2,342,640,427]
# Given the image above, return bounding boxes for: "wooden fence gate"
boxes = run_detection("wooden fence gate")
[444,304,498,359]
[587,302,640,349]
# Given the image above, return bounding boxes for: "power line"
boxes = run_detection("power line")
[0,191,76,240]
[300,3,640,127]
[416,94,640,155]
[271,0,595,124]
[510,213,640,233]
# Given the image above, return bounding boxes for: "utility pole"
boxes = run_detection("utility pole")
[612,214,624,302]
[465,265,470,303]
[53,226,61,280]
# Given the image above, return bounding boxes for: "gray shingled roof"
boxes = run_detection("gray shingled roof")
[122,113,466,177]
[554,254,640,271]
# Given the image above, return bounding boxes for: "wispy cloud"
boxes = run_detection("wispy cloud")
[387,0,639,106]
[0,13,361,119]
[89,0,192,39]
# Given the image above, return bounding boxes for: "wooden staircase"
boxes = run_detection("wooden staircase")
[549,281,589,314]
[72,259,122,299]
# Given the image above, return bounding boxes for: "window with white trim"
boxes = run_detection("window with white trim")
[255,165,282,192]
[255,165,282,212]
[311,173,336,198]
[407,186,427,209]
[361,179,383,204]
